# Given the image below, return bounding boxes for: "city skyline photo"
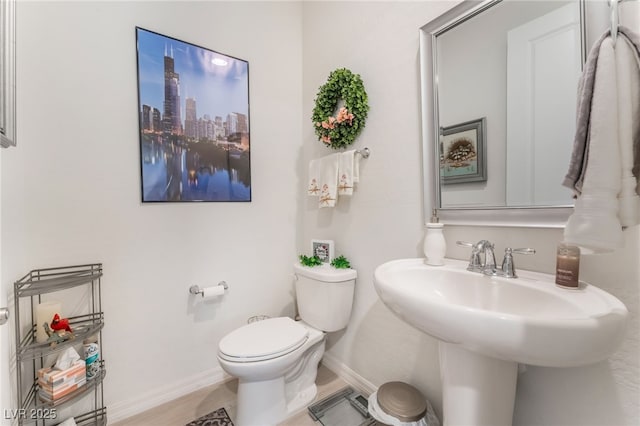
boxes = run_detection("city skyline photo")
[135,27,251,202]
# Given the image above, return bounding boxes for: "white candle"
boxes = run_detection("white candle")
[35,301,62,343]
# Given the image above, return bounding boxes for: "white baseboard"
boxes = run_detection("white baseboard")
[108,366,231,424]
[321,352,377,395]
[109,353,375,424]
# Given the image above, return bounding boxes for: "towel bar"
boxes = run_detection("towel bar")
[356,147,371,159]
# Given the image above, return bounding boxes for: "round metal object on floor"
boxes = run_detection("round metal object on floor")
[376,381,427,422]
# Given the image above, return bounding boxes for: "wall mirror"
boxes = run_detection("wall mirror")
[420,0,588,227]
[0,0,17,148]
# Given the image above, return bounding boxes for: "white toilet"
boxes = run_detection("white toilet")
[217,263,357,426]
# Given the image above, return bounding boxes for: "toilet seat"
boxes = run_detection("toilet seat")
[219,317,309,362]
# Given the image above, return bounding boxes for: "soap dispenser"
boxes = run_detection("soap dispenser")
[424,210,446,266]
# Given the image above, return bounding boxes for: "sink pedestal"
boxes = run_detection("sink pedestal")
[440,343,518,426]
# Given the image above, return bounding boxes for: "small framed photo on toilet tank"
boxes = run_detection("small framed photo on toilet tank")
[311,240,335,264]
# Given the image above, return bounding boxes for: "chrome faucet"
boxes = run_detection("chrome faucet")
[458,241,536,278]
[457,240,497,274]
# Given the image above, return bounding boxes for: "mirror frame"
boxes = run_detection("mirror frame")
[420,0,586,228]
[0,0,17,148]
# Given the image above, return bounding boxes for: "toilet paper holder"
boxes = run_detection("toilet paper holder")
[189,281,228,297]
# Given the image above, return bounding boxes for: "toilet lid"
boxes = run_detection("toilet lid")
[219,317,309,362]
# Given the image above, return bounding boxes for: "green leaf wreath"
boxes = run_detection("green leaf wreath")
[312,68,369,150]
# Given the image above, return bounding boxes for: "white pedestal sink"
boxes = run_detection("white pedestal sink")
[373,258,628,426]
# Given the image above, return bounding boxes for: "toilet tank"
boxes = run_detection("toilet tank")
[293,264,357,332]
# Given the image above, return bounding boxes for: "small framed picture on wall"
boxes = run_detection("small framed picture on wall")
[311,240,335,264]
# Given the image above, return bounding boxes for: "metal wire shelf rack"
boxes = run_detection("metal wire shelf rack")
[13,264,106,425]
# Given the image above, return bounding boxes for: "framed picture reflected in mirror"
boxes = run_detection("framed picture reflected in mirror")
[440,117,486,184]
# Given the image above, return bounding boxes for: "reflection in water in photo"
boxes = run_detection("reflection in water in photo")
[141,136,250,202]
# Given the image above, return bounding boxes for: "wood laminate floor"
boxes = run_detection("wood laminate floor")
[111,363,351,426]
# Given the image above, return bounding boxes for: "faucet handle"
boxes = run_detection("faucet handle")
[456,241,474,248]
[501,247,536,278]
[511,248,536,255]
[456,241,483,272]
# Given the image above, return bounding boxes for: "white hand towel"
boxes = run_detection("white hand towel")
[619,27,640,195]
[353,151,361,183]
[564,38,623,253]
[307,158,321,196]
[338,150,357,195]
[318,153,340,208]
[616,36,640,227]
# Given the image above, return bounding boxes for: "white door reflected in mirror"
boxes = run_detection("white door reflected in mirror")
[505,2,580,207]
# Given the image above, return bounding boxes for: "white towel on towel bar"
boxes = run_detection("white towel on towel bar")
[338,150,358,196]
[307,158,321,196]
[318,154,340,208]
[308,150,364,207]
[564,38,624,253]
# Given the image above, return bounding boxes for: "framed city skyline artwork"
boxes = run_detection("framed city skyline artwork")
[135,27,251,202]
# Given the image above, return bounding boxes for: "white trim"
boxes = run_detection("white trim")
[0,0,17,148]
[437,206,572,228]
[109,353,378,423]
[321,352,377,396]
[108,366,232,424]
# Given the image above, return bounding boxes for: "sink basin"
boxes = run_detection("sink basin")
[374,258,628,367]
[374,258,628,426]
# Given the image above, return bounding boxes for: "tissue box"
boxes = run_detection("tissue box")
[37,360,86,401]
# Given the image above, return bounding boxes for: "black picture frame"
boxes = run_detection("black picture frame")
[136,27,251,202]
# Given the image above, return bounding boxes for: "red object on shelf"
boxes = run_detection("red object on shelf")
[50,313,72,333]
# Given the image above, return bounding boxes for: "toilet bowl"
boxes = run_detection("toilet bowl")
[218,317,325,425]
[217,264,357,426]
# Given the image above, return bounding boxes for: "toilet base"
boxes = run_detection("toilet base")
[232,332,325,426]
[286,381,318,417]
[235,379,318,426]
[236,376,287,426]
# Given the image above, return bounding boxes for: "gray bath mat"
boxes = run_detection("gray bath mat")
[185,407,234,426]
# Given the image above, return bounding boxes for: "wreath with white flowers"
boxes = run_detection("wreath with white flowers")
[312,68,369,150]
